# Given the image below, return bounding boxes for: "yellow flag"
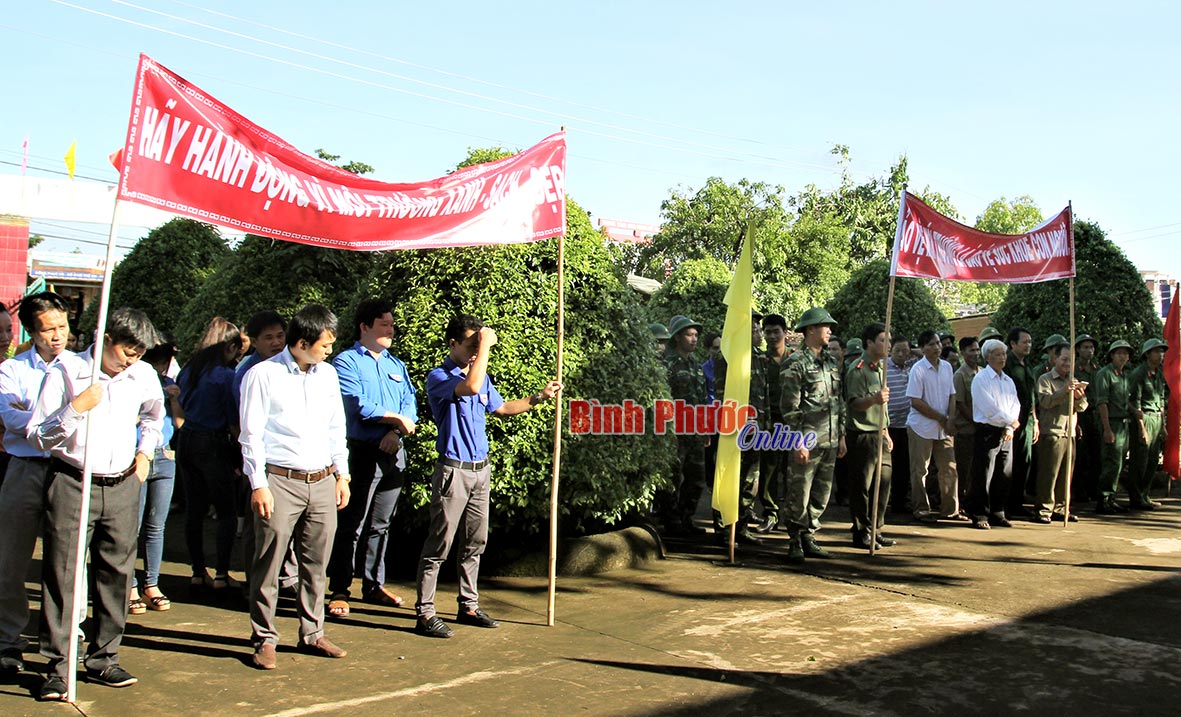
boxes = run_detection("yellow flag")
[711,222,755,527]
[64,141,77,180]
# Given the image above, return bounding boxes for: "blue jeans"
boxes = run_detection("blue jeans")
[135,446,176,589]
[327,441,404,595]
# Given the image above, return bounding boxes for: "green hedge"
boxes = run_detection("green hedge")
[644,257,731,338]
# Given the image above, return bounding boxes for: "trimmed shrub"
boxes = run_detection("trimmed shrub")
[826,258,949,342]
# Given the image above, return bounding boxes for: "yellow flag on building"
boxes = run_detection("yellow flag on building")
[711,222,755,527]
[64,141,77,180]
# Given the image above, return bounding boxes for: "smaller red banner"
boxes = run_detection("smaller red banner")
[891,192,1074,284]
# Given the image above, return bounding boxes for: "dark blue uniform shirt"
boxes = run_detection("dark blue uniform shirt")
[426,357,504,462]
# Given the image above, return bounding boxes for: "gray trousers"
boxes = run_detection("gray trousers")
[249,474,337,647]
[0,457,50,650]
[416,462,490,618]
[41,468,141,679]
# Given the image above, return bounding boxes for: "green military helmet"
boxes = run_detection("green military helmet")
[1041,334,1069,352]
[1106,339,1133,357]
[1141,338,1169,356]
[648,322,672,340]
[795,307,838,332]
[667,315,704,337]
[978,326,1003,343]
[1074,333,1098,350]
[846,337,864,356]
[939,330,956,341]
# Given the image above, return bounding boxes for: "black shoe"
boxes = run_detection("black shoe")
[1094,501,1114,515]
[755,515,777,534]
[874,533,897,548]
[852,532,873,550]
[1108,500,1129,514]
[786,540,806,564]
[456,608,499,629]
[801,536,831,558]
[87,665,138,688]
[416,615,455,638]
[39,676,68,701]
[0,647,23,674]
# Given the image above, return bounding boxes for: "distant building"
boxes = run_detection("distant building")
[1141,270,1176,318]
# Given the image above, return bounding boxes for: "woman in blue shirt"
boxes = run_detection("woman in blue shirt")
[177,318,244,593]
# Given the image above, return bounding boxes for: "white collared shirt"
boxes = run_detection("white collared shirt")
[972,366,1021,428]
[238,347,349,490]
[906,356,956,440]
[0,348,74,457]
[28,349,164,473]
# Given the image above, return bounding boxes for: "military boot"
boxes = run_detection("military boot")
[801,534,831,558]
[786,538,806,564]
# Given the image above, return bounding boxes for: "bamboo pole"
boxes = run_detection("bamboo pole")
[1064,275,1076,526]
[545,129,567,627]
[869,275,896,557]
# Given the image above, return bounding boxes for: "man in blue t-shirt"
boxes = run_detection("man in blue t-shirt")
[415,315,561,638]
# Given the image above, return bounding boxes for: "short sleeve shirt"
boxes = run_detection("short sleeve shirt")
[427,357,505,462]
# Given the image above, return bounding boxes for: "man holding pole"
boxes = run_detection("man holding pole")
[844,322,895,550]
[1126,338,1169,509]
[415,315,561,638]
[1034,335,1088,523]
[28,308,163,699]
[781,308,846,564]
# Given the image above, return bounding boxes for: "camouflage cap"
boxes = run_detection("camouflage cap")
[978,326,1003,343]
[648,322,672,340]
[1041,333,1069,351]
[1107,339,1133,357]
[795,307,838,332]
[667,315,704,337]
[1141,338,1169,356]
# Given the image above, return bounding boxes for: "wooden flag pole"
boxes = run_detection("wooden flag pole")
[545,128,567,628]
[1063,201,1076,526]
[66,198,123,703]
[869,275,896,557]
[729,522,736,564]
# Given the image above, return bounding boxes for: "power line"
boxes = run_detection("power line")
[0,160,111,183]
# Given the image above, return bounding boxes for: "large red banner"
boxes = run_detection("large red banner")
[891,192,1074,283]
[116,54,566,251]
[1163,295,1180,479]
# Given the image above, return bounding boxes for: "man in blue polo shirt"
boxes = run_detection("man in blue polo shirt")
[327,299,418,616]
[415,314,561,638]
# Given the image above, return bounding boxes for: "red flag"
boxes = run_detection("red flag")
[116,54,566,251]
[109,147,124,171]
[1163,292,1180,479]
[891,192,1074,284]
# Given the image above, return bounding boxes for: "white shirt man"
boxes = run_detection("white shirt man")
[904,331,965,522]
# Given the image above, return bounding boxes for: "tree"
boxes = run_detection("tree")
[314,148,374,176]
[826,258,950,344]
[363,196,674,537]
[645,258,731,336]
[80,218,230,336]
[975,196,1044,235]
[992,220,1161,355]
[28,234,45,249]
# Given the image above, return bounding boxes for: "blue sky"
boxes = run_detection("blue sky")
[2,0,1178,277]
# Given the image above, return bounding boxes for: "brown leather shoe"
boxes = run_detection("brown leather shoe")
[298,636,347,659]
[252,643,277,670]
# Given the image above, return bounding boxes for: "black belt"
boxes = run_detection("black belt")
[439,457,489,471]
[50,457,136,487]
[16,456,51,465]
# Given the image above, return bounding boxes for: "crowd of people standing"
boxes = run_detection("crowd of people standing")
[0,294,560,699]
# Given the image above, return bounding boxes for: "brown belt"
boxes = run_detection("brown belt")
[265,464,335,483]
[50,457,136,487]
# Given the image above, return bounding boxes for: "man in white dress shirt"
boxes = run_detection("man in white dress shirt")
[28,308,163,700]
[905,330,967,522]
[239,304,351,670]
[967,339,1022,529]
[0,292,73,676]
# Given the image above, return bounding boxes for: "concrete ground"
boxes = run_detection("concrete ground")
[2,491,1180,716]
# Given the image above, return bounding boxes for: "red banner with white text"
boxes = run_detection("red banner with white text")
[116,54,566,251]
[891,192,1074,283]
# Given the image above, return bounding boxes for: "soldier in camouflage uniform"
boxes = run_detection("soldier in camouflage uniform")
[1072,334,1102,503]
[712,314,767,545]
[1127,338,1169,509]
[661,315,710,536]
[781,308,847,564]
[756,314,791,533]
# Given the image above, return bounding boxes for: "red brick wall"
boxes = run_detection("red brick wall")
[0,218,29,309]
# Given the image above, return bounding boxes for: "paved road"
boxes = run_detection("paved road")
[2,495,1179,716]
